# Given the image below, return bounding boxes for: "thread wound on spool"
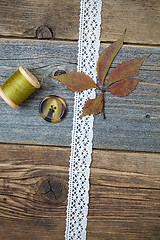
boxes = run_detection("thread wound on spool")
[0,66,41,109]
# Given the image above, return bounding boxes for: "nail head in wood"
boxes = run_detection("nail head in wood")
[145,114,150,118]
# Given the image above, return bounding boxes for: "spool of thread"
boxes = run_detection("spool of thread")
[0,66,41,109]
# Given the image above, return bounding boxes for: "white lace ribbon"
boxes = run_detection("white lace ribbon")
[65,0,102,239]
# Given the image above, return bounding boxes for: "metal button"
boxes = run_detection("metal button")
[39,95,66,123]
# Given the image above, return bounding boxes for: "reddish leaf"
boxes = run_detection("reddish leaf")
[81,94,103,117]
[107,56,149,87]
[96,29,126,87]
[109,79,141,97]
[53,72,99,92]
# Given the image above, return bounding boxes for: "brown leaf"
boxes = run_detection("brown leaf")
[96,29,126,87]
[53,72,99,92]
[107,56,149,87]
[81,94,103,117]
[109,78,141,97]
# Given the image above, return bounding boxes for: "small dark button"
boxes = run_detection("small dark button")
[39,95,66,123]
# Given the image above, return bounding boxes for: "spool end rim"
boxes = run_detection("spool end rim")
[19,66,41,88]
[0,87,19,109]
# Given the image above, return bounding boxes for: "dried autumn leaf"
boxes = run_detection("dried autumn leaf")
[81,94,103,117]
[96,29,126,87]
[109,78,141,97]
[53,72,99,92]
[107,56,149,87]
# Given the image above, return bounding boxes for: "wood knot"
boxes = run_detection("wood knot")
[54,70,66,76]
[38,177,67,204]
[36,25,53,39]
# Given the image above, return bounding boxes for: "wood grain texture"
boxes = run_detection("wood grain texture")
[0,39,159,151]
[0,143,159,240]
[0,0,159,45]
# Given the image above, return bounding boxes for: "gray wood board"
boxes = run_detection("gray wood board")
[0,39,159,151]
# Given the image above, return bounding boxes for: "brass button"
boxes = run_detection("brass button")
[39,95,66,123]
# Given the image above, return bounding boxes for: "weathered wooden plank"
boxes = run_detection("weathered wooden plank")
[0,39,159,151]
[0,143,159,239]
[0,0,159,45]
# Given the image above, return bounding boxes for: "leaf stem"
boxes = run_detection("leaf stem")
[102,90,106,119]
